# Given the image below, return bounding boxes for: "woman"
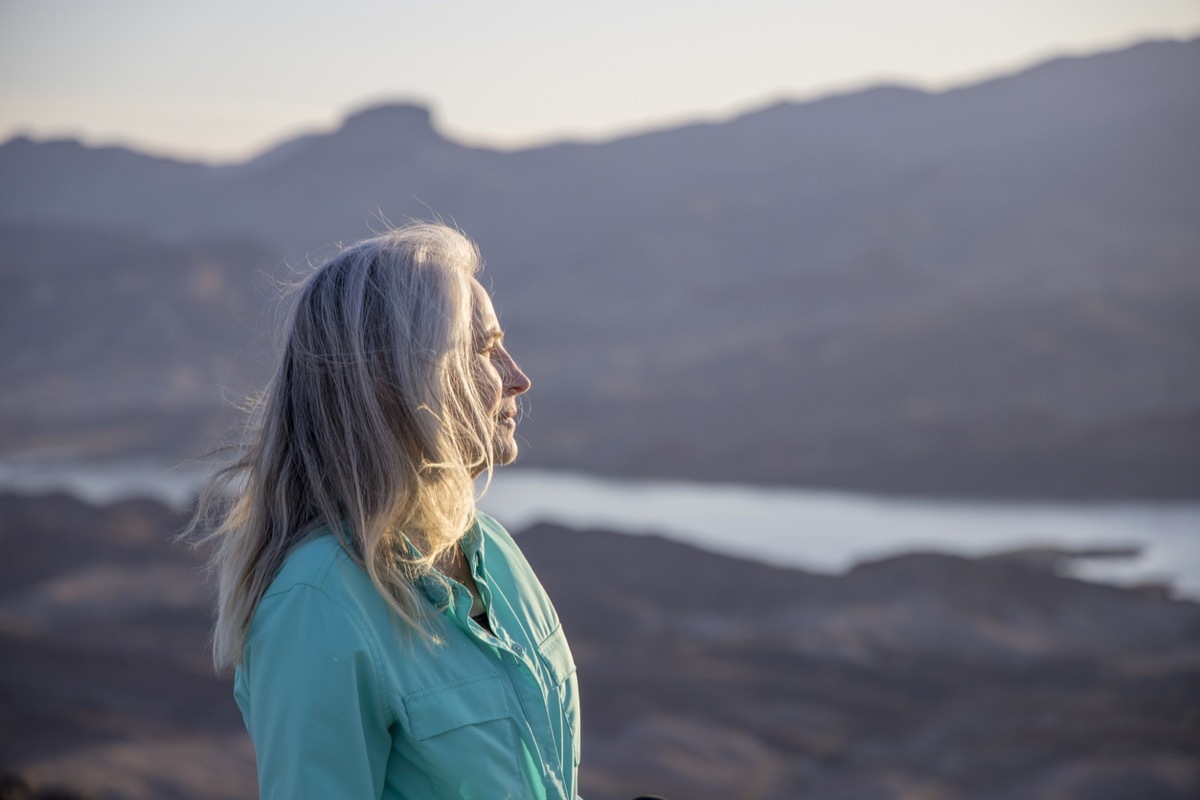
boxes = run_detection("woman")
[190,223,579,799]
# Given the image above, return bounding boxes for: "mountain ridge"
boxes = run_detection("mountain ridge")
[4,36,1196,167]
[1,37,1197,499]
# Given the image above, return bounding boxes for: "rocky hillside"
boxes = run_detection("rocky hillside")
[2,39,1198,498]
[1,493,1197,799]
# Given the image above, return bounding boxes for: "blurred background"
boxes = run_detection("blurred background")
[1,1,1199,798]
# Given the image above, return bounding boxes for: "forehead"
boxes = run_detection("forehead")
[470,278,500,334]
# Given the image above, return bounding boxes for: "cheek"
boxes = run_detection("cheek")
[474,363,503,407]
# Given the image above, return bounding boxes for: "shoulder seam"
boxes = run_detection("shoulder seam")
[258,578,396,724]
[262,536,345,600]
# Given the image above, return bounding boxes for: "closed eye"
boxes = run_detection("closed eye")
[477,329,504,354]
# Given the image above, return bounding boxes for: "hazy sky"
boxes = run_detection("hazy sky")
[2,0,1198,162]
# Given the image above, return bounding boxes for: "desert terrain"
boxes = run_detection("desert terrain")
[2,492,1197,799]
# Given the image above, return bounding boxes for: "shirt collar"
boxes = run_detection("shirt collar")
[460,517,487,574]
[395,516,486,608]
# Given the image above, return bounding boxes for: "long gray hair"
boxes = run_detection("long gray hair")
[190,223,500,669]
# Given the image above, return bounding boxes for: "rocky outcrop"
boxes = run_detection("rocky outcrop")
[2,494,1197,798]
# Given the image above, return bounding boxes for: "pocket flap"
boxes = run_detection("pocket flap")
[537,626,577,686]
[405,674,510,740]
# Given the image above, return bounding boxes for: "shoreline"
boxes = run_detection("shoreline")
[2,459,1198,601]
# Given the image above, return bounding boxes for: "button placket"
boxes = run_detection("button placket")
[467,547,501,637]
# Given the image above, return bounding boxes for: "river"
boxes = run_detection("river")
[2,457,1197,599]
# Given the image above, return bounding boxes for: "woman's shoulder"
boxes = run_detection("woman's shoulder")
[247,531,391,662]
[263,529,372,605]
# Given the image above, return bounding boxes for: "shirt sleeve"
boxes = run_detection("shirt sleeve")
[241,583,393,800]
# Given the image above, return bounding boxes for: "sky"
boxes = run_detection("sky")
[1,0,1198,163]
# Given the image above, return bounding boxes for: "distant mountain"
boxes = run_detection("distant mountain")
[2,39,1198,498]
[0,225,281,462]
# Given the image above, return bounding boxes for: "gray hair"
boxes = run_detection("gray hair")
[190,223,500,668]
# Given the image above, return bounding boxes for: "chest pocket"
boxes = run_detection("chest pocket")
[537,626,582,768]
[407,673,510,739]
[404,673,529,794]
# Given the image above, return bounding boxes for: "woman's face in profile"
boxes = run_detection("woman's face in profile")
[469,279,531,468]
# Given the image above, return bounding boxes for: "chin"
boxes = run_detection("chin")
[492,439,519,467]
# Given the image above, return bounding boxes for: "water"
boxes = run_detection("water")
[2,457,1197,598]
[0,456,215,511]
[478,470,1200,598]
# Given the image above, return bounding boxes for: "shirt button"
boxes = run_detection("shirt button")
[510,643,525,658]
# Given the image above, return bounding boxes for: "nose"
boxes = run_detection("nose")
[503,351,531,396]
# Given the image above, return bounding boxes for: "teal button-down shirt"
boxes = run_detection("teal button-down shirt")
[234,512,581,799]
